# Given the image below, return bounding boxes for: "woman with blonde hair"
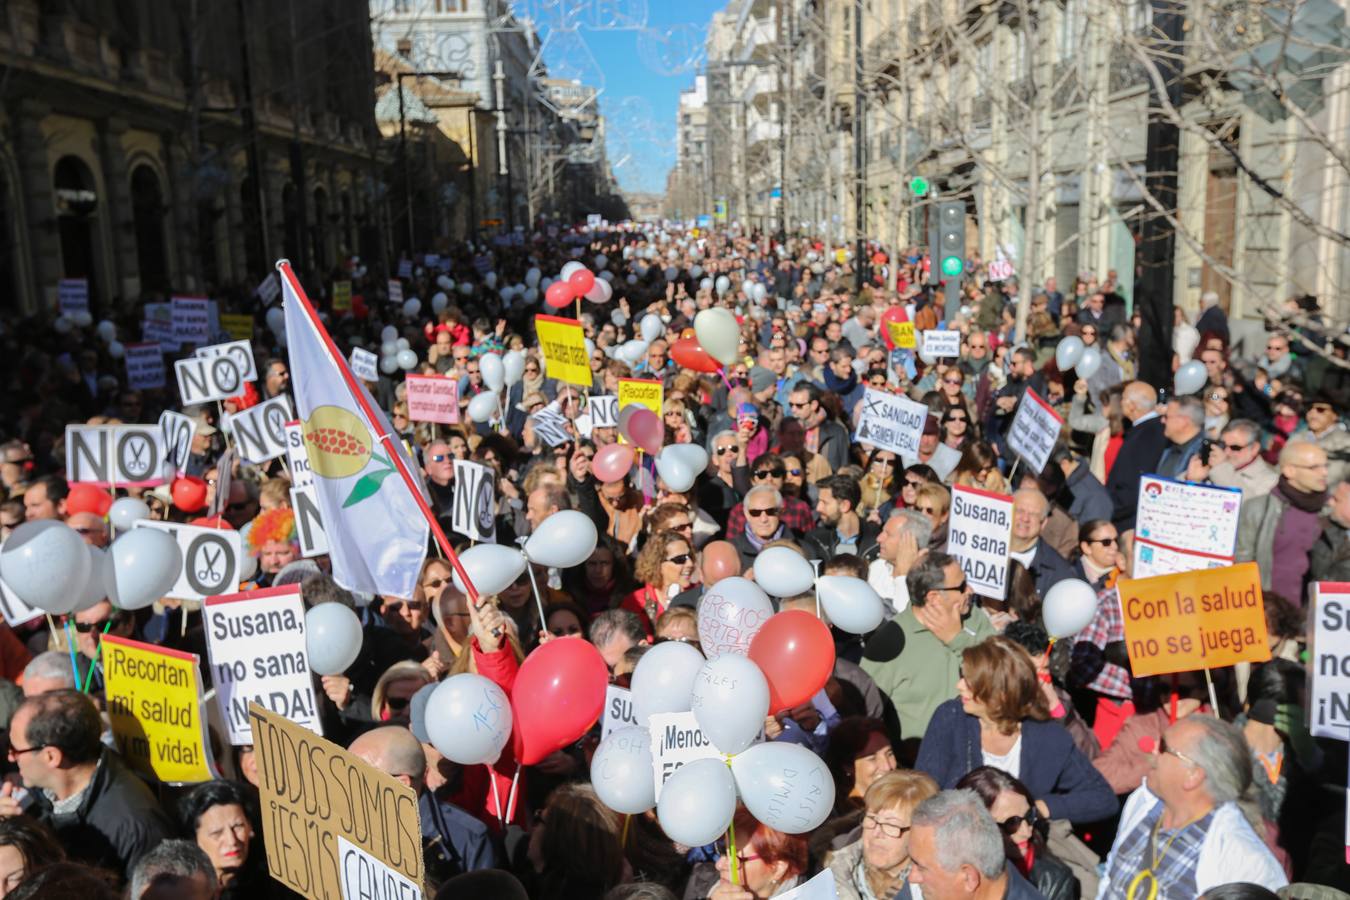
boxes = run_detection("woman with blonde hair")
[827,770,939,900]
[369,660,433,725]
[916,636,1115,825]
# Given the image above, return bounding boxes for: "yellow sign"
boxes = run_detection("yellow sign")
[250,704,423,900]
[536,314,592,387]
[103,635,216,783]
[888,321,916,349]
[332,280,352,312]
[618,378,663,445]
[1119,562,1271,677]
[220,313,253,342]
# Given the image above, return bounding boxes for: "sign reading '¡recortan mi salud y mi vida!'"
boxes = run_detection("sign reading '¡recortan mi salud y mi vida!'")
[1118,562,1271,678]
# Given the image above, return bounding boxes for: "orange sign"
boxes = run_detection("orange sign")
[1118,562,1271,677]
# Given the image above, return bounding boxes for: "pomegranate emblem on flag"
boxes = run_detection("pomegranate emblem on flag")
[302,405,395,507]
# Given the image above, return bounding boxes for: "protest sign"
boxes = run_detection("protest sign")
[135,520,243,600]
[250,704,422,900]
[536,315,592,387]
[290,484,330,558]
[424,253,441,270]
[618,379,663,444]
[921,330,961,359]
[332,280,353,312]
[602,685,639,740]
[349,347,378,383]
[159,410,196,478]
[1132,475,1241,578]
[0,577,41,627]
[648,711,720,800]
[531,407,573,447]
[397,258,413,279]
[338,836,420,900]
[203,585,320,745]
[57,277,89,317]
[948,485,1014,600]
[143,302,178,351]
[1311,582,1350,740]
[196,338,258,383]
[124,342,166,391]
[387,280,403,306]
[886,319,916,349]
[285,420,314,488]
[1007,387,1062,474]
[406,374,460,424]
[590,395,619,428]
[171,296,213,346]
[219,313,254,342]
[855,388,927,457]
[1118,563,1271,677]
[65,425,166,487]
[225,395,292,465]
[256,272,281,305]
[103,635,216,783]
[452,460,496,542]
[776,870,837,900]
[175,355,244,405]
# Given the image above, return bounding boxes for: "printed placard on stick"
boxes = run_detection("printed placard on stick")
[291,484,330,558]
[196,338,258,383]
[406,374,460,424]
[1132,475,1241,578]
[1311,582,1350,740]
[225,395,292,465]
[1007,387,1062,475]
[855,388,928,458]
[648,710,720,800]
[175,355,244,405]
[350,347,379,383]
[535,315,592,387]
[948,485,1014,600]
[452,459,496,542]
[135,520,243,601]
[124,343,166,391]
[65,425,167,488]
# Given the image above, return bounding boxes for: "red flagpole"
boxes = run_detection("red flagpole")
[275,261,482,605]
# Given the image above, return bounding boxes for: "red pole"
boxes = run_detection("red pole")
[276,261,481,605]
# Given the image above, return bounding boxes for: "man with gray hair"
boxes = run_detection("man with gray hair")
[129,839,218,899]
[1097,716,1286,897]
[907,789,1043,898]
[20,651,76,697]
[730,484,793,569]
[866,508,933,615]
[1207,418,1278,499]
[1156,395,1207,481]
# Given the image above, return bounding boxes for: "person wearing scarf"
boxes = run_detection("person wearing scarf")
[1236,439,1329,606]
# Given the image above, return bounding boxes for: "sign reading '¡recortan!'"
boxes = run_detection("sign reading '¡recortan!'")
[535,314,592,387]
[1118,562,1271,677]
[249,704,422,900]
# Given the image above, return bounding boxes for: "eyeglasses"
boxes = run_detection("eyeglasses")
[714,839,762,864]
[786,468,802,476]
[422,577,448,592]
[525,366,539,374]
[1206,392,1228,403]
[746,507,780,518]
[997,808,1040,836]
[943,378,963,386]
[665,553,692,565]
[1222,442,1250,452]
[904,478,924,489]
[7,743,46,759]
[1159,737,1197,766]
[715,446,736,456]
[754,468,786,480]
[73,619,111,633]
[385,696,411,712]
[1310,404,1334,414]
[945,414,968,423]
[1086,536,1118,546]
[863,813,911,839]
[788,400,811,409]
[429,454,449,463]
[916,505,938,515]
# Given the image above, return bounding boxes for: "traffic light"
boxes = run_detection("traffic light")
[937,201,965,278]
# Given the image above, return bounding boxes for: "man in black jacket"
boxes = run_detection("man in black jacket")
[1106,381,1167,531]
[805,474,880,560]
[1,690,172,878]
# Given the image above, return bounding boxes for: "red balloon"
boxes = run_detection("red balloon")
[67,483,112,518]
[747,610,836,714]
[623,408,663,455]
[568,268,596,296]
[880,306,909,351]
[544,280,577,309]
[188,515,234,529]
[670,336,721,374]
[171,476,209,513]
[511,638,608,765]
[592,443,635,482]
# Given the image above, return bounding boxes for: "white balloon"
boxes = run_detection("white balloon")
[524,510,598,568]
[611,308,629,328]
[751,547,816,598]
[484,271,498,288]
[432,292,449,313]
[561,261,585,281]
[1042,578,1099,639]
[305,602,364,675]
[663,443,709,473]
[732,742,836,834]
[396,338,411,351]
[654,448,698,493]
[237,551,258,583]
[631,641,705,727]
[502,350,526,387]
[381,325,399,343]
[690,265,703,278]
[104,527,181,612]
[53,316,73,335]
[640,314,665,344]
[1076,346,1103,380]
[96,320,116,343]
[817,575,886,634]
[458,282,474,296]
[715,275,731,295]
[694,308,741,367]
[426,673,513,765]
[402,298,422,318]
[664,266,678,281]
[451,543,526,596]
[1055,336,1085,371]
[591,726,657,815]
[1174,359,1207,396]
[436,275,453,290]
[381,340,399,357]
[106,341,125,359]
[599,271,615,283]
[380,355,399,375]
[0,521,89,615]
[479,353,505,391]
[467,391,498,423]
[72,546,110,613]
[690,654,770,755]
[656,757,738,847]
[108,497,150,531]
[626,274,638,285]
[524,287,539,304]
[594,254,609,269]
[617,339,648,366]
[396,349,418,370]
[696,576,773,659]
[699,277,713,292]
[72,310,93,327]
[525,267,542,287]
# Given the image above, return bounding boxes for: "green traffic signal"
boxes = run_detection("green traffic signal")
[940,255,963,277]
[909,176,929,197]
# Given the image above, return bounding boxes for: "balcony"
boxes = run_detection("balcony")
[738,18,777,62]
[747,118,781,146]
[742,70,778,106]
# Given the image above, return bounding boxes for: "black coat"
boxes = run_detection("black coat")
[1106,416,1167,530]
[1026,541,1078,599]
[802,520,881,561]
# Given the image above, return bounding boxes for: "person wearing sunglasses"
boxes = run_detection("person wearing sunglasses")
[706,807,809,899]
[623,530,696,637]
[730,485,795,571]
[917,636,1116,829]
[421,440,456,518]
[369,660,433,725]
[724,453,815,541]
[1296,390,1350,486]
[957,766,1078,900]
[860,552,995,743]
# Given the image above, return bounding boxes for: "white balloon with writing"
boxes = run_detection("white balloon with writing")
[631,640,705,727]
[696,576,773,659]
[731,741,836,835]
[591,726,656,815]
[689,654,769,756]
[424,673,512,766]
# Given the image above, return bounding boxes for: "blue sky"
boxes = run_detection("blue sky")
[540,1,726,194]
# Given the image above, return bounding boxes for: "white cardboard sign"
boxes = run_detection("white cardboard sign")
[171,296,213,346]
[337,836,420,900]
[135,520,243,601]
[196,339,258,383]
[65,424,167,487]
[648,710,720,800]
[0,576,42,627]
[203,585,321,744]
[290,484,330,558]
[159,411,197,478]
[451,460,496,543]
[948,485,1015,601]
[225,395,292,465]
[1310,582,1350,741]
[1007,387,1062,475]
[175,355,245,405]
[1132,475,1241,579]
[124,343,166,391]
[921,330,961,359]
[350,348,379,383]
[601,685,639,740]
[57,278,89,317]
[855,387,928,457]
[589,395,619,428]
[284,421,314,489]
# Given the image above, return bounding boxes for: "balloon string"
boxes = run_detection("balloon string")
[622,813,631,848]
[521,554,547,637]
[505,766,522,824]
[728,815,739,886]
[82,621,112,694]
[62,622,81,691]
[717,366,733,392]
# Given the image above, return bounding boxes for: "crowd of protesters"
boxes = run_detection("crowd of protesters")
[0,222,1343,900]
